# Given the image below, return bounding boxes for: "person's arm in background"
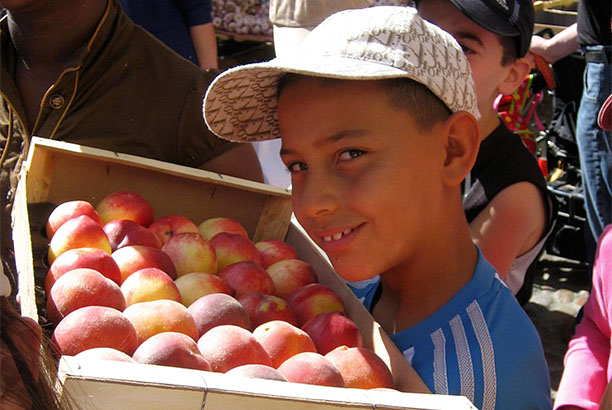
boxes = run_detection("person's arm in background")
[176,0,218,69]
[200,143,264,182]
[554,225,612,410]
[469,182,547,277]
[530,23,579,64]
[190,22,218,69]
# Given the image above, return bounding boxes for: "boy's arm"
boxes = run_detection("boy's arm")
[468,182,547,277]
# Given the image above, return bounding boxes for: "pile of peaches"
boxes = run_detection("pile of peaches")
[43,190,395,390]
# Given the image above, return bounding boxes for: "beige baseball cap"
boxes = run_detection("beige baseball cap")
[203,6,479,142]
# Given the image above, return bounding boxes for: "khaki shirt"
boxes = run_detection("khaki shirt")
[0,0,235,281]
[269,0,373,28]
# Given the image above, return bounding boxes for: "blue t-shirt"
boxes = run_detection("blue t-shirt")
[120,0,213,65]
[347,249,552,410]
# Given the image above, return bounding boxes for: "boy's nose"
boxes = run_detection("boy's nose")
[296,171,341,219]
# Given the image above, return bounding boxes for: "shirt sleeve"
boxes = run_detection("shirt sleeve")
[554,225,612,409]
[174,0,213,26]
[345,275,381,311]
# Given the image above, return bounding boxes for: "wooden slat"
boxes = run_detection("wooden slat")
[12,168,38,321]
[25,138,291,197]
[253,195,294,242]
[58,356,476,410]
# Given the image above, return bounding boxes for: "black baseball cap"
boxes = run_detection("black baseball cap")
[447,0,535,57]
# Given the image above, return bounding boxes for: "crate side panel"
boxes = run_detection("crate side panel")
[62,379,205,410]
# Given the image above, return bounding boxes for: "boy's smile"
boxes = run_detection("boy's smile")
[278,78,447,282]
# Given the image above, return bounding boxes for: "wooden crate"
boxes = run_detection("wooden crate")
[12,137,475,410]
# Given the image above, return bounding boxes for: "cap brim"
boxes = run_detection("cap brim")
[204,56,424,142]
[598,94,612,131]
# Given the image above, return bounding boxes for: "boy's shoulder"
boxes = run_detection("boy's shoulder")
[347,251,552,409]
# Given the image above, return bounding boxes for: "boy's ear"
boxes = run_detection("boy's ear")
[498,57,532,96]
[441,112,480,187]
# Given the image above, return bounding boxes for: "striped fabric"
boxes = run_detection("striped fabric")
[347,248,552,410]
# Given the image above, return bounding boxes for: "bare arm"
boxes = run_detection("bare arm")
[530,23,579,64]
[469,182,547,277]
[190,22,218,70]
[199,143,264,182]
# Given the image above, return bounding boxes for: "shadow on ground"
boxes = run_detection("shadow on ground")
[524,254,591,398]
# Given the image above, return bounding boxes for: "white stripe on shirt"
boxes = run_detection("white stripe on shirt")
[450,315,475,403]
[467,300,497,410]
[431,328,449,395]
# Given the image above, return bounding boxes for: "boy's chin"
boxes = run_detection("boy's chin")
[332,263,378,283]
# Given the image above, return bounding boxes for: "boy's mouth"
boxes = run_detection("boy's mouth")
[322,228,354,242]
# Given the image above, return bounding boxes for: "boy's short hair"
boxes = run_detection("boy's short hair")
[278,74,453,132]
[203,6,479,143]
[498,34,518,66]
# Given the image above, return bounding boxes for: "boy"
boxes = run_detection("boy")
[203,6,551,409]
[416,0,558,302]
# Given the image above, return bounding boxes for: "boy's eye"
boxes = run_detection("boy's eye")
[338,149,365,161]
[287,161,307,173]
[459,44,474,55]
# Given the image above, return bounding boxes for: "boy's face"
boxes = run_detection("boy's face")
[278,78,447,282]
[417,0,511,114]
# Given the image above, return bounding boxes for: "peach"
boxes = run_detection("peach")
[74,347,136,363]
[46,268,126,325]
[46,200,103,240]
[175,272,233,307]
[120,267,182,306]
[225,364,288,382]
[255,240,298,269]
[45,247,121,293]
[277,352,345,387]
[51,306,138,356]
[96,190,155,227]
[132,332,212,371]
[302,311,363,355]
[123,299,198,345]
[198,217,248,240]
[197,325,272,372]
[218,261,274,297]
[285,283,345,326]
[148,215,200,246]
[188,293,251,337]
[162,232,217,277]
[324,346,394,389]
[250,295,298,328]
[266,259,317,298]
[237,292,265,321]
[112,245,177,283]
[253,320,316,368]
[210,232,262,271]
[103,219,162,251]
[47,215,112,264]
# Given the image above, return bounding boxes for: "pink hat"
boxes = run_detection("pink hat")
[598,93,612,131]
